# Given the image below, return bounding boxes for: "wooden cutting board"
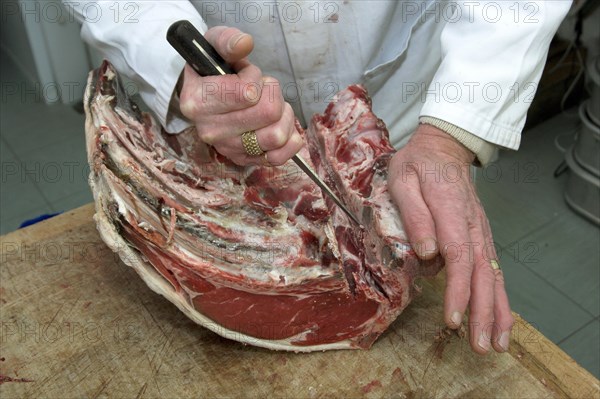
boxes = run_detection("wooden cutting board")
[1,204,598,398]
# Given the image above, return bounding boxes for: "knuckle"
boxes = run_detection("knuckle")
[204,26,225,45]
[180,86,213,119]
[215,27,240,54]
[475,258,496,279]
[262,75,280,90]
[198,130,219,145]
[494,269,506,284]
[179,95,198,118]
[241,81,262,105]
[261,97,284,125]
[222,26,241,39]
[265,128,287,149]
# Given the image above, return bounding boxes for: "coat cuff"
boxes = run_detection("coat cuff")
[419,116,497,166]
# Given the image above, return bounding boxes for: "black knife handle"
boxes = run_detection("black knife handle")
[167,20,234,77]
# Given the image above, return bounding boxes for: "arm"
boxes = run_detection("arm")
[67,1,301,164]
[65,0,206,132]
[421,0,572,157]
[389,0,571,354]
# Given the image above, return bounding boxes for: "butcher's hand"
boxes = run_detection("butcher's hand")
[388,123,514,355]
[179,26,303,166]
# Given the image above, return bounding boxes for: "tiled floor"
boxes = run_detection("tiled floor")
[1,55,599,379]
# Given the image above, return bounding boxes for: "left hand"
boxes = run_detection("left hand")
[388,123,514,355]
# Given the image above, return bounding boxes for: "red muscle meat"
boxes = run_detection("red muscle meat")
[84,61,443,351]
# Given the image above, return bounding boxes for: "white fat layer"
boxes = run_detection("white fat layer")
[101,171,339,287]
[324,222,341,259]
[91,173,355,351]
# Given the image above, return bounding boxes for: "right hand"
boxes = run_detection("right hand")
[179,26,303,166]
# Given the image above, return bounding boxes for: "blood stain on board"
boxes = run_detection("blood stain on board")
[361,379,382,393]
[0,375,33,385]
[391,367,407,384]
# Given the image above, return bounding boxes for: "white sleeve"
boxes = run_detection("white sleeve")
[65,1,206,132]
[419,0,571,150]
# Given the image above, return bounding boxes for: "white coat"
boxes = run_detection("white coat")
[68,0,571,150]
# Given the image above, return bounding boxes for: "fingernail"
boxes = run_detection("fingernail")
[450,311,462,327]
[228,33,246,51]
[498,331,510,352]
[414,237,437,258]
[478,332,491,352]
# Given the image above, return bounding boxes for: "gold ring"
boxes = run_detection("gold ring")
[491,260,501,271]
[241,131,264,157]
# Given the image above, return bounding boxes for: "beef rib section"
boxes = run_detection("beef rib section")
[84,61,443,351]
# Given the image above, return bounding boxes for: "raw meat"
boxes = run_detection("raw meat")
[85,61,443,351]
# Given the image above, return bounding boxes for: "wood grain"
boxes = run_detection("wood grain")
[1,204,598,398]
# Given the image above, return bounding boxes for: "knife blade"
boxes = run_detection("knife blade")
[167,20,361,226]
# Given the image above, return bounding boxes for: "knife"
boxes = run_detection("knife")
[167,20,361,226]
